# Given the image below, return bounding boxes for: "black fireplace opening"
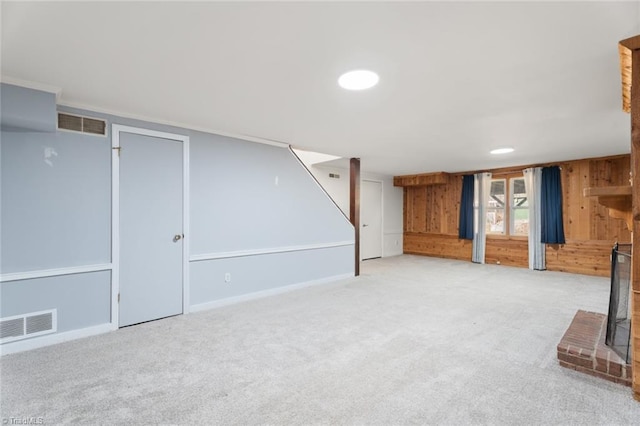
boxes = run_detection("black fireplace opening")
[605,242,632,364]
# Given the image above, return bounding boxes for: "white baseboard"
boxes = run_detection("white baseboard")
[0,323,113,356]
[190,273,354,313]
[1,274,355,355]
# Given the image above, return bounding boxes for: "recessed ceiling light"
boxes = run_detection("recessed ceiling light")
[490,147,514,155]
[338,70,379,90]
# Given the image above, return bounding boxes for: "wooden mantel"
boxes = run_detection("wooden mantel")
[583,186,632,230]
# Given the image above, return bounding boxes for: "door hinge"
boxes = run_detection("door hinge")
[112,146,121,156]
[117,293,120,303]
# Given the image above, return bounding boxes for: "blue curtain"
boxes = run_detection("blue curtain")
[458,175,474,240]
[541,166,566,244]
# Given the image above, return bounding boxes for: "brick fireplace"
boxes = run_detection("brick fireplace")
[557,310,631,386]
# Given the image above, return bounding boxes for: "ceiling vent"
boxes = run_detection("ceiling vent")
[58,112,106,136]
[0,309,57,344]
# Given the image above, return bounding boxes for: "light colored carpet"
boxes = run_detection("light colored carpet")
[1,255,639,425]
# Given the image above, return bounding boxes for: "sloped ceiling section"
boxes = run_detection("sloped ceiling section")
[1,2,639,175]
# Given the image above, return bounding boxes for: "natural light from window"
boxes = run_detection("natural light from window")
[486,177,528,236]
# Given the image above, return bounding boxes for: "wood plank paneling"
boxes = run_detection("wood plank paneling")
[404,233,472,261]
[546,240,614,277]
[485,238,528,267]
[412,187,427,233]
[415,173,463,235]
[404,234,612,277]
[400,155,631,277]
[444,176,461,233]
[628,41,640,402]
[425,186,437,233]
[394,172,449,187]
[590,158,631,240]
[403,188,411,231]
[562,161,591,240]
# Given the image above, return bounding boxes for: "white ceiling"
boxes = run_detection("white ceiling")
[2,1,639,176]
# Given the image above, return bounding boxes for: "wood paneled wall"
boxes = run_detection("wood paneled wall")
[401,155,631,277]
[403,174,462,235]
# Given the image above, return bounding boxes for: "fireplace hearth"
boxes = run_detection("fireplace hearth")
[557,310,631,386]
[557,242,633,385]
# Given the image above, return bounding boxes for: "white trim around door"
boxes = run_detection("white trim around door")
[111,124,190,330]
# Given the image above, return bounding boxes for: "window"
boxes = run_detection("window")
[487,179,506,234]
[486,176,528,236]
[510,177,529,236]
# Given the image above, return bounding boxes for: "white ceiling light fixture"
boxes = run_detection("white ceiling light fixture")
[338,69,379,90]
[490,147,515,155]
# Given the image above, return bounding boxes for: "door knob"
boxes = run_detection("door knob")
[173,234,182,242]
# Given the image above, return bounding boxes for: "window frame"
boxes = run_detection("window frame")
[486,178,506,235]
[509,176,529,237]
[486,173,528,238]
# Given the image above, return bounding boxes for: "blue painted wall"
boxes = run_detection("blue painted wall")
[0,83,57,132]
[0,84,354,347]
[1,130,111,273]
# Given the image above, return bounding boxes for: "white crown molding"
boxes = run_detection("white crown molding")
[1,77,287,149]
[57,100,289,149]
[1,75,288,149]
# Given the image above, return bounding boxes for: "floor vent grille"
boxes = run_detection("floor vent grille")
[0,310,57,344]
[58,112,106,136]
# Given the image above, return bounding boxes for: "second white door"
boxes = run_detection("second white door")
[361,180,383,260]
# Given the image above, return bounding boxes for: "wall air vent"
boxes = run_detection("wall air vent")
[58,112,106,136]
[0,309,57,344]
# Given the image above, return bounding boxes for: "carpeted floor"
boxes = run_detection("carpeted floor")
[1,255,639,425]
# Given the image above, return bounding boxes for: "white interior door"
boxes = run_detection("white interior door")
[117,130,184,327]
[361,180,383,260]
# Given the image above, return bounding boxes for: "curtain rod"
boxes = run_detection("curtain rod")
[462,166,562,178]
